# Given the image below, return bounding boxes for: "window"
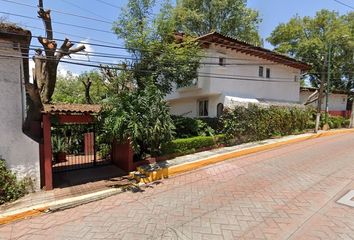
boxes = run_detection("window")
[258,66,264,77]
[217,103,224,118]
[266,68,271,78]
[219,57,225,66]
[294,75,298,82]
[198,100,209,117]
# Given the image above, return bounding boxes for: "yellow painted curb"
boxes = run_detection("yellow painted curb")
[0,207,48,225]
[134,128,354,183]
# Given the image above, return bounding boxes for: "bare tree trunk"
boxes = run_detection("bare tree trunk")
[82,77,93,104]
[23,0,85,141]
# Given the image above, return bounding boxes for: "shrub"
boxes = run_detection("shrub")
[172,115,215,138]
[222,105,313,143]
[161,135,224,155]
[0,159,28,205]
[104,85,175,158]
[320,114,349,129]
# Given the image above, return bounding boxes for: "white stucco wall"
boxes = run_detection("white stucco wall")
[166,43,302,117]
[300,91,347,111]
[0,39,40,189]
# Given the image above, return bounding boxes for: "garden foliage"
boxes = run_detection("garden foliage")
[222,105,313,143]
[0,159,28,205]
[161,135,225,155]
[171,115,216,138]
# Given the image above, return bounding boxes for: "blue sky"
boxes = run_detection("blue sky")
[1,0,352,75]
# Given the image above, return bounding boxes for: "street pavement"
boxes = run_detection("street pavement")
[1,132,354,240]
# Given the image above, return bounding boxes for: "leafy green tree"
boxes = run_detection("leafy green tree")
[52,70,107,104]
[112,0,202,94]
[105,0,205,157]
[268,10,354,90]
[173,0,262,45]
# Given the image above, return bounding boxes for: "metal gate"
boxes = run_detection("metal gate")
[51,123,111,173]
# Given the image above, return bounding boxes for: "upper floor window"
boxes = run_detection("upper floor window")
[198,99,209,117]
[219,57,226,66]
[258,66,264,77]
[266,68,271,78]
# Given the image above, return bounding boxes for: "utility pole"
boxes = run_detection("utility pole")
[325,44,331,123]
[315,54,328,133]
[350,100,354,128]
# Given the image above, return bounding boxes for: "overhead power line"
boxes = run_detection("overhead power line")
[0,11,114,34]
[0,0,113,24]
[333,0,354,10]
[0,30,301,64]
[0,30,313,66]
[0,53,302,83]
[94,0,120,8]
[0,49,349,80]
[61,0,114,22]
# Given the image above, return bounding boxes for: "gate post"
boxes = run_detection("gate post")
[42,114,53,190]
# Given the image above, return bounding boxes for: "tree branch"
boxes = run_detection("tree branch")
[38,0,53,40]
[55,38,85,59]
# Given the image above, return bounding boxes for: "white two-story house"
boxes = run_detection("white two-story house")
[166,32,311,118]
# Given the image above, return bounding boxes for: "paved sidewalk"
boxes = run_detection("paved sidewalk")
[0,132,353,239]
[0,165,132,221]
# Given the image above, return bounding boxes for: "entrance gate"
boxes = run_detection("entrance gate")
[51,123,111,173]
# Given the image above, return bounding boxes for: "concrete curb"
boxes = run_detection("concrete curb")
[133,128,354,183]
[0,187,123,225]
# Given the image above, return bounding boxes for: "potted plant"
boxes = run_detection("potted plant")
[52,137,67,163]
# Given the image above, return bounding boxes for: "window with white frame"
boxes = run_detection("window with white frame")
[198,99,209,117]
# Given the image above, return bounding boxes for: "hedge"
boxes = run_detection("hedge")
[171,115,216,138]
[222,104,313,143]
[161,135,225,155]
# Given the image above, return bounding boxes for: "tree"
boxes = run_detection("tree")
[112,0,202,94]
[52,71,107,104]
[173,0,262,45]
[24,0,85,139]
[268,10,354,90]
[267,10,354,131]
[107,0,202,157]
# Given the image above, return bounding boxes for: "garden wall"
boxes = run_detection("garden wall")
[0,38,40,190]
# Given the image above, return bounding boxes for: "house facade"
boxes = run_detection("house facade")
[0,24,40,189]
[300,86,349,116]
[166,32,310,118]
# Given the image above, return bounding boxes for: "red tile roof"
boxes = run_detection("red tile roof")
[43,104,102,114]
[196,32,311,71]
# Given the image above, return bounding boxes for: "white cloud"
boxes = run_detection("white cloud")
[69,38,94,62]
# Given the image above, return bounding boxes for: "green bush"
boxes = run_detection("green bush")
[222,105,313,143]
[161,135,224,155]
[0,159,28,205]
[320,114,349,129]
[172,115,215,138]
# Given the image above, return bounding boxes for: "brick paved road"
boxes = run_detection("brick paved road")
[1,133,354,240]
